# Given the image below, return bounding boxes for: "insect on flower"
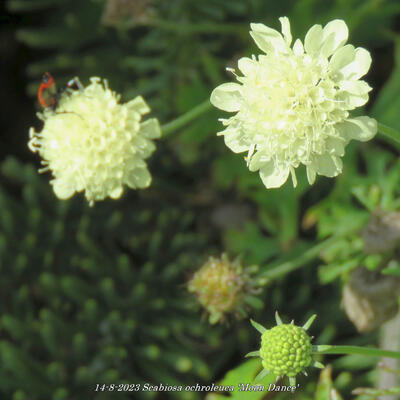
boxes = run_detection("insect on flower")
[37,72,84,111]
[29,75,161,206]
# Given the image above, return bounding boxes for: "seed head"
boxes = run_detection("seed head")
[188,254,262,324]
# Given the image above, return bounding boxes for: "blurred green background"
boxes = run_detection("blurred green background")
[1,0,400,399]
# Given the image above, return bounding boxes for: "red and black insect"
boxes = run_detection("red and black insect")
[37,72,83,111]
[37,72,58,110]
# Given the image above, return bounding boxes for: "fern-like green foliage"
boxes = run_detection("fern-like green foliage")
[0,157,231,400]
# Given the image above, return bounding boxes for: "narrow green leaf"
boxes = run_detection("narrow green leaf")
[250,319,266,334]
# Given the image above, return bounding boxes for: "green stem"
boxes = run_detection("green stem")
[161,100,212,137]
[259,238,333,280]
[314,345,400,361]
[378,123,400,146]
[259,217,366,280]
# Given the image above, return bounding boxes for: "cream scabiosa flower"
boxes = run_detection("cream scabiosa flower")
[210,18,377,188]
[28,77,161,206]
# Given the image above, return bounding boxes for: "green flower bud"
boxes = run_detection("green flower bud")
[246,312,323,386]
[260,324,312,377]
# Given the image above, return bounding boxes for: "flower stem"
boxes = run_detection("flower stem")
[378,123,400,147]
[314,345,400,361]
[258,238,334,280]
[161,100,212,137]
[259,216,367,280]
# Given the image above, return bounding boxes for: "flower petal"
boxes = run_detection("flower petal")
[320,20,348,58]
[343,48,372,80]
[127,166,152,189]
[337,80,372,108]
[329,44,356,75]
[222,129,249,153]
[109,186,123,199]
[259,161,290,188]
[127,96,150,115]
[131,136,156,158]
[336,92,369,110]
[306,165,317,185]
[141,118,162,139]
[330,46,372,81]
[325,137,346,156]
[304,24,323,55]
[210,83,242,112]
[52,178,75,200]
[248,150,269,172]
[238,57,257,76]
[293,39,304,56]
[313,154,342,177]
[336,116,377,142]
[279,17,292,46]
[250,23,287,54]
[339,80,372,95]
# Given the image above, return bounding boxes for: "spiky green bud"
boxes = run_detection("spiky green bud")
[247,313,321,385]
[260,323,312,377]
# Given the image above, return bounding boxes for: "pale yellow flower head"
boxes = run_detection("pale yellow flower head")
[210,18,377,188]
[28,77,161,206]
